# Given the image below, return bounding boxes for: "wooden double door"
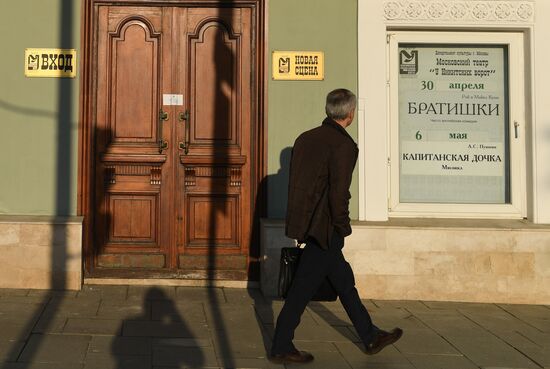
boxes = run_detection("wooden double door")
[91,4,258,279]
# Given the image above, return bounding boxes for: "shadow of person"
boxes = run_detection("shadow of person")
[247,147,293,355]
[111,287,205,368]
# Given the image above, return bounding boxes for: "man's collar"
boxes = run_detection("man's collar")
[322,117,355,143]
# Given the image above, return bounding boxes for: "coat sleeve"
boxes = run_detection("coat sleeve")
[328,142,357,237]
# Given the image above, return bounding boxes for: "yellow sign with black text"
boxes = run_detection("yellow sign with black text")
[25,48,77,78]
[272,51,324,80]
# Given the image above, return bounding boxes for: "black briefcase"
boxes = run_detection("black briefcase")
[278,246,338,302]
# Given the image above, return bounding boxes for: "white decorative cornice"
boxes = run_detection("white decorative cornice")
[383,1,534,23]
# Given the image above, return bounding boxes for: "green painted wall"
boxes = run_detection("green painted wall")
[0,1,80,216]
[0,1,357,219]
[267,0,359,219]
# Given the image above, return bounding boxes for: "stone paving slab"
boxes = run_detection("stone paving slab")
[394,328,460,355]
[370,315,428,332]
[89,335,153,355]
[444,333,541,369]
[256,301,326,328]
[514,345,550,367]
[0,303,44,326]
[97,299,151,320]
[0,322,35,340]
[307,299,379,313]
[222,287,268,305]
[263,319,359,343]
[412,310,490,336]
[78,285,128,300]
[83,353,152,369]
[334,341,412,368]
[214,356,280,369]
[210,327,267,359]
[286,341,353,369]
[423,300,501,311]
[41,297,101,318]
[64,317,122,335]
[122,320,211,339]
[372,300,431,312]
[204,305,259,330]
[2,363,84,369]
[19,333,91,364]
[153,337,213,349]
[459,308,539,335]
[405,353,479,369]
[518,329,550,348]
[27,289,78,298]
[152,345,218,367]
[151,300,206,323]
[32,315,68,334]
[496,331,545,352]
[307,307,353,326]
[499,304,550,319]
[175,287,225,302]
[127,286,178,302]
[0,295,50,305]
[0,339,26,362]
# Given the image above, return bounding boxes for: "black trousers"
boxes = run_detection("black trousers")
[271,234,378,355]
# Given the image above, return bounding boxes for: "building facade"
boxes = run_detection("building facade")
[0,0,549,304]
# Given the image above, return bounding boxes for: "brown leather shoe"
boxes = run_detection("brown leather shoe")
[365,328,403,355]
[269,349,314,364]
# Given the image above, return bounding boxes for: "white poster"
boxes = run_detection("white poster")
[398,44,509,204]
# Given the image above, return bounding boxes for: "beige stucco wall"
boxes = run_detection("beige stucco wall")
[0,216,83,290]
[261,219,550,304]
[357,0,550,224]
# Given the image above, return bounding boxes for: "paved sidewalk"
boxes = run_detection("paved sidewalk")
[0,285,549,369]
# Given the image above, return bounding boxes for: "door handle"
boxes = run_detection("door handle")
[158,109,168,153]
[179,110,190,154]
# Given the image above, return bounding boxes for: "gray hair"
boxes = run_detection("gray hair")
[325,88,357,120]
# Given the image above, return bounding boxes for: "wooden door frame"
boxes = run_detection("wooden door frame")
[78,0,267,278]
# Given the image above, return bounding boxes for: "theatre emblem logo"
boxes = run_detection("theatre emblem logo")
[400,50,418,75]
[27,54,40,70]
[278,57,290,74]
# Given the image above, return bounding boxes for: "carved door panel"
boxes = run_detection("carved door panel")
[95,6,175,270]
[176,8,252,278]
[93,5,254,278]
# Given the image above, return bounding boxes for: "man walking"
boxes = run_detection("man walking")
[270,89,403,364]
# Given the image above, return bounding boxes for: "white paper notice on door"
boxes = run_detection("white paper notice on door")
[163,94,183,106]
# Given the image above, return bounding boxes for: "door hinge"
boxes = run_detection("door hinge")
[387,157,391,166]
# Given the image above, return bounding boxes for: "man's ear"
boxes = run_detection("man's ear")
[346,110,355,126]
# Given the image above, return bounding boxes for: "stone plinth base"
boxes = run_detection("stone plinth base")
[0,215,83,290]
[260,218,550,304]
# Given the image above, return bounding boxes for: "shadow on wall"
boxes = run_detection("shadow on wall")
[204,2,236,368]
[0,100,58,119]
[246,147,293,354]
[268,147,293,218]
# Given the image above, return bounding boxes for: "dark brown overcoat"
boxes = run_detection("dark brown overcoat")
[285,117,359,249]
